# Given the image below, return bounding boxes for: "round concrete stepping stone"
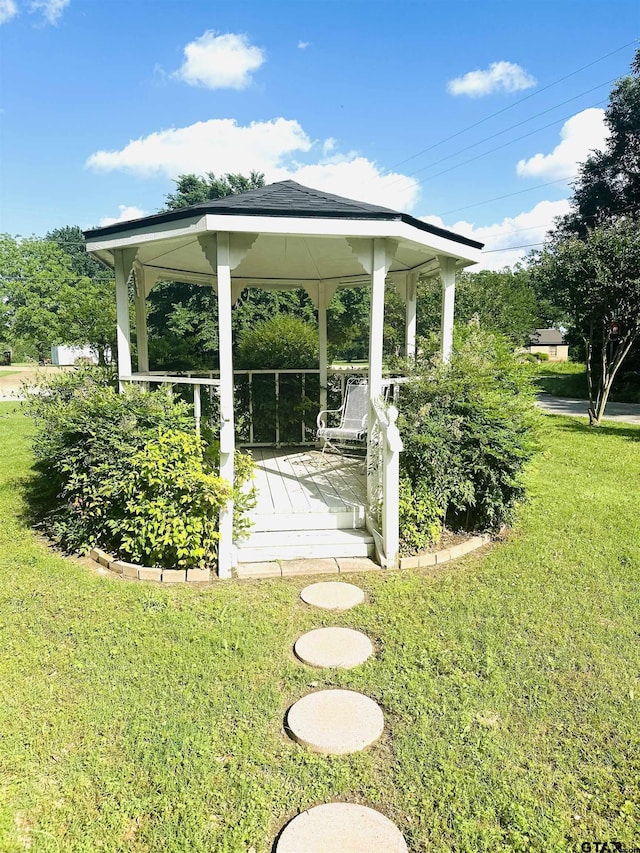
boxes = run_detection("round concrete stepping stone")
[286,689,384,754]
[276,802,408,853]
[299,580,365,611]
[294,627,373,669]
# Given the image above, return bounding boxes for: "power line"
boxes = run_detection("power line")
[435,175,574,217]
[481,242,544,254]
[397,98,608,187]
[386,40,636,173]
[391,77,616,182]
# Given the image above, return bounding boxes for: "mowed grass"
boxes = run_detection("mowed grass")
[0,402,639,852]
[532,361,640,404]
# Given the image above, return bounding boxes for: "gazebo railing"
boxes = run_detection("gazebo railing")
[366,396,403,569]
[121,373,220,437]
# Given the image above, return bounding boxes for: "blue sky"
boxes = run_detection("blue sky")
[0,0,637,268]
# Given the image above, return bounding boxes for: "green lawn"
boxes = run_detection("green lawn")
[532,361,640,404]
[1,402,639,852]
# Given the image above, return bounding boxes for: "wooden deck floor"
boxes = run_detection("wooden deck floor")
[249,447,366,518]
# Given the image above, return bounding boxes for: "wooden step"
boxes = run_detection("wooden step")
[236,528,374,563]
[250,508,365,533]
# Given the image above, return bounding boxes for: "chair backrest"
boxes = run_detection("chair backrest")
[340,380,369,430]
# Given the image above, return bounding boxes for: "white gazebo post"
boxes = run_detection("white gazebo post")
[405,271,417,360]
[318,281,328,415]
[216,233,236,578]
[198,232,236,578]
[114,248,135,391]
[133,262,149,374]
[439,255,456,363]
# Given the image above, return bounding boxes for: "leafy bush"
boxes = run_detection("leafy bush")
[536,351,550,361]
[518,352,538,364]
[106,430,231,567]
[399,474,443,554]
[398,327,539,539]
[236,316,319,443]
[23,367,255,568]
[236,315,318,369]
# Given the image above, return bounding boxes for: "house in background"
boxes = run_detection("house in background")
[527,328,569,362]
[51,345,103,365]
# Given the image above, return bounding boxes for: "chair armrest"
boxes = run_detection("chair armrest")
[317,406,343,430]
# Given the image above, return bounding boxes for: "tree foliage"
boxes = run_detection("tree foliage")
[0,233,115,363]
[163,171,265,210]
[558,49,640,236]
[531,220,640,424]
[416,267,543,344]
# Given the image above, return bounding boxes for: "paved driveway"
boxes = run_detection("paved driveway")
[536,394,640,426]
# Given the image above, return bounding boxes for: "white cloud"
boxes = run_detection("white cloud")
[0,0,18,24]
[30,0,70,24]
[173,31,265,90]
[517,108,608,181]
[87,117,312,178]
[275,159,419,212]
[98,205,148,227]
[448,61,536,97]
[424,199,571,270]
[298,40,310,49]
[85,116,420,211]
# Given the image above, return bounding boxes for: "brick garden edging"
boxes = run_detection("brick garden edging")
[89,533,492,583]
[89,548,211,584]
[398,533,492,570]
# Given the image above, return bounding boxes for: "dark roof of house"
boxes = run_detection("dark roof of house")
[529,328,567,346]
[84,180,484,250]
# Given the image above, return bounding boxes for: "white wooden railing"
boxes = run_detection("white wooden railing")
[366,397,403,569]
[120,373,220,437]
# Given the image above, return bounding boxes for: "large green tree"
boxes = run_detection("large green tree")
[163,171,265,210]
[558,49,640,236]
[0,233,115,364]
[415,267,542,345]
[531,220,640,425]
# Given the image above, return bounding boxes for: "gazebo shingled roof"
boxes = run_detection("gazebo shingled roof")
[85,180,483,250]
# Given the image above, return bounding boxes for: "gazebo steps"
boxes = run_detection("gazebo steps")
[236,527,374,563]
[250,509,365,533]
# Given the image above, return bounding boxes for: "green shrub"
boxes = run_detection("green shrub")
[398,327,539,536]
[536,351,550,361]
[23,367,255,568]
[518,352,538,364]
[106,430,231,568]
[236,315,318,369]
[399,474,443,554]
[236,316,319,442]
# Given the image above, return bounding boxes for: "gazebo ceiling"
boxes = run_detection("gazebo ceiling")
[84,180,483,286]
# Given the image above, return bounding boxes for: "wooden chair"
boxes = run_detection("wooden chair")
[317,378,368,453]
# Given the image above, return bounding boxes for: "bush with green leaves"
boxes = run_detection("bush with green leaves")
[236,315,320,443]
[23,367,255,568]
[398,327,539,545]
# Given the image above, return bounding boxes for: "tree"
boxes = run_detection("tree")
[164,171,265,210]
[0,233,115,364]
[559,49,640,236]
[530,220,640,425]
[415,267,543,344]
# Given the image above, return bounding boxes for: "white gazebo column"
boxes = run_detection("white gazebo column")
[318,281,328,415]
[216,232,236,579]
[114,248,135,391]
[405,272,417,360]
[439,255,456,363]
[133,281,149,374]
[369,239,387,399]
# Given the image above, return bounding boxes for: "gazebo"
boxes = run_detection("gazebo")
[84,181,482,577]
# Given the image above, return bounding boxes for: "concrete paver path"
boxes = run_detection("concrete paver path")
[294,627,373,669]
[286,689,384,754]
[276,803,408,853]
